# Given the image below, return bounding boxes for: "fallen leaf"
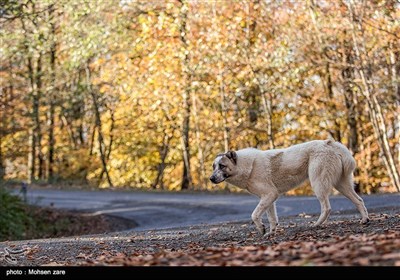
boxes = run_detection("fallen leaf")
[76,253,87,258]
[381,252,400,260]
[41,262,62,266]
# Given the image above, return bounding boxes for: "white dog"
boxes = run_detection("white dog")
[210,139,369,236]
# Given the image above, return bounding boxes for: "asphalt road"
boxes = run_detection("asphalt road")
[19,189,400,231]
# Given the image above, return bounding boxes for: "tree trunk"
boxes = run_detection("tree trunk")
[78,122,85,146]
[243,1,274,149]
[389,42,400,171]
[341,42,362,192]
[179,0,192,190]
[99,106,115,183]
[89,123,96,156]
[218,67,230,152]
[152,130,172,190]
[0,135,3,181]
[309,1,342,141]
[180,98,191,190]
[86,65,113,187]
[212,2,231,153]
[325,64,341,141]
[105,107,114,161]
[347,1,400,192]
[0,67,8,181]
[27,56,36,183]
[21,8,45,182]
[27,128,35,184]
[260,90,275,149]
[35,54,45,180]
[342,43,359,154]
[192,92,206,189]
[0,111,4,181]
[48,7,56,182]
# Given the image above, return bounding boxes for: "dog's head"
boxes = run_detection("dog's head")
[209,151,238,184]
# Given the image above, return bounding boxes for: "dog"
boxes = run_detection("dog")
[210,139,369,236]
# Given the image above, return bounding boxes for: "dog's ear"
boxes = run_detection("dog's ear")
[225,150,237,165]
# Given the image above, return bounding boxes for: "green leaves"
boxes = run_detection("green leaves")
[0,188,30,240]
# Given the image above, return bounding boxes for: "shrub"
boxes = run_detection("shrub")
[0,187,31,240]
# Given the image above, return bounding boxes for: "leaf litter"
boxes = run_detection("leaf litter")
[1,211,399,266]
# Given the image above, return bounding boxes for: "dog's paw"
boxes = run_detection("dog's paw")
[263,230,276,239]
[256,225,266,236]
[311,222,321,227]
[361,217,370,224]
[260,226,266,236]
[263,232,273,239]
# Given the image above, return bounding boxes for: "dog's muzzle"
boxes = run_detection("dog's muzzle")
[209,174,227,184]
[209,175,218,184]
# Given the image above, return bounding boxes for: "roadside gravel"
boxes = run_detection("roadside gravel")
[1,206,399,266]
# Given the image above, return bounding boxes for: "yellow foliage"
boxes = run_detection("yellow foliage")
[0,0,398,193]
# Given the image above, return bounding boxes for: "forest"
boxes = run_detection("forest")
[0,0,399,193]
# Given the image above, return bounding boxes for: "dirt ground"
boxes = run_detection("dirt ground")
[0,206,399,266]
[0,206,137,242]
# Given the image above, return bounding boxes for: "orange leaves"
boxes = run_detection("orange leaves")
[72,213,400,266]
[1,0,398,191]
[81,230,400,266]
[4,212,399,266]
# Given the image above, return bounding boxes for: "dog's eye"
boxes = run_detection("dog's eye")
[219,164,226,169]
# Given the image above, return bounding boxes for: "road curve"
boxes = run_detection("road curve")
[19,189,400,231]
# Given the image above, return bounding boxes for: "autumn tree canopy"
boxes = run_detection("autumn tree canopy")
[1,0,399,193]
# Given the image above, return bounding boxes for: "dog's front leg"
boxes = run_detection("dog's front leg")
[251,192,279,236]
[265,202,278,235]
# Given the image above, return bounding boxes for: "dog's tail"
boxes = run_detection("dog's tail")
[326,140,356,177]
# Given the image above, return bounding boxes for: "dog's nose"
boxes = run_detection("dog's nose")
[209,175,216,183]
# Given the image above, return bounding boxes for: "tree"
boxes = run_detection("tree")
[346,0,400,191]
[178,0,192,190]
[1,0,398,193]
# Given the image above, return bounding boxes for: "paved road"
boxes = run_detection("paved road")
[19,189,399,231]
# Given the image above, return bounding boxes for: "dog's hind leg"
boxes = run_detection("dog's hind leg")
[265,202,278,235]
[335,176,369,224]
[313,190,332,226]
[309,155,339,226]
[251,191,279,236]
